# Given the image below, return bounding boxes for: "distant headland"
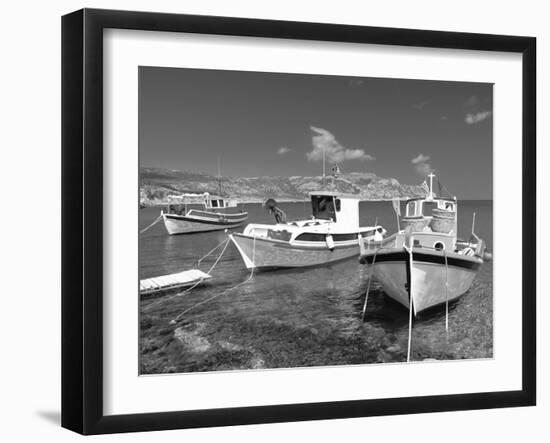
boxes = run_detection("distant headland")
[139,167,427,207]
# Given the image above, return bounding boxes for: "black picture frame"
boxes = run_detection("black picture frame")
[61,8,536,435]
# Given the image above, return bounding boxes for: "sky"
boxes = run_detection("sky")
[139,67,493,199]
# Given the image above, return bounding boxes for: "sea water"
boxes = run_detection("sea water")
[139,200,493,373]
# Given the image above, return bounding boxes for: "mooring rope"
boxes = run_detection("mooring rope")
[197,237,230,267]
[168,235,257,324]
[178,238,231,296]
[404,240,415,363]
[251,235,256,272]
[444,249,449,334]
[361,247,379,321]
[139,214,163,234]
[143,238,231,313]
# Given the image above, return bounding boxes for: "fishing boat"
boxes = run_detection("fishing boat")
[161,192,248,235]
[230,191,386,270]
[359,173,491,315]
[161,160,247,235]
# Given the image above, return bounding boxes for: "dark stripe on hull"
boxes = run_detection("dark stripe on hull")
[164,214,247,226]
[295,231,376,242]
[253,254,360,272]
[188,209,247,220]
[361,250,482,271]
[234,233,359,251]
[275,241,358,251]
[230,233,360,270]
[167,225,242,235]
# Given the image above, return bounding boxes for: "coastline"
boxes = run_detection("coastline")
[139,196,422,208]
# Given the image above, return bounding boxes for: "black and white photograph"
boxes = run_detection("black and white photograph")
[138,67,493,374]
[0,0,544,439]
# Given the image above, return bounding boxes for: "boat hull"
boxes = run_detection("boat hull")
[230,233,361,270]
[162,212,247,235]
[361,249,482,314]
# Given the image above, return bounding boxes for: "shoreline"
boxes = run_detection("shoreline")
[140,197,493,208]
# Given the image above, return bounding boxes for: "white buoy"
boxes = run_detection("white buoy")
[325,234,335,250]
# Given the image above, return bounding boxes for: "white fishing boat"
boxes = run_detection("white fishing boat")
[359,173,491,315]
[162,193,248,235]
[161,159,248,235]
[230,191,386,270]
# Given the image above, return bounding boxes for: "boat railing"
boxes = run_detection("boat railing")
[359,232,397,255]
[165,203,188,215]
[361,232,488,260]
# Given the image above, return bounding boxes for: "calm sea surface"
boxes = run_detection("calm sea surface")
[139,200,493,373]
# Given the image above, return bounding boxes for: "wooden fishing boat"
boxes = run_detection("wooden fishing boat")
[162,193,248,235]
[359,173,491,315]
[230,191,386,270]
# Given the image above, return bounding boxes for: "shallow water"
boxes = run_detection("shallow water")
[139,200,493,374]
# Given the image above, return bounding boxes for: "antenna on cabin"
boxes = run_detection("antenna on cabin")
[427,172,436,201]
[329,164,340,190]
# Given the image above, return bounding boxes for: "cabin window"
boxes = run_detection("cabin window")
[406,201,418,217]
[211,200,218,208]
[335,199,341,212]
[434,242,445,251]
[218,200,224,208]
[311,196,337,221]
[436,200,455,212]
[422,202,438,216]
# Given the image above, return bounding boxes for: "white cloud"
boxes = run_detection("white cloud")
[465,110,492,125]
[411,154,432,176]
[411,154,430,165]
[464,95,479,107]
[306,126,375,164]
[277,147,291,155]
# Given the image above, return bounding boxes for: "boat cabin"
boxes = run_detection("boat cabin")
[404,197,456,218]
[203,193,237,209]
[309,192,360,231]
[399,174,458,236]
[391,173,457,250]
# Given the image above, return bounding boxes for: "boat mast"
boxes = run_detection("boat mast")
[322,145,326,185]
[217,156,222,196]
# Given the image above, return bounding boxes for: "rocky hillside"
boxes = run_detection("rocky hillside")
[140,167,426,207]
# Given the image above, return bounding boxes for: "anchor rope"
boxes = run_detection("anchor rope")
[361,247,379,321]
[205,239,231,275]
[169,236,256,323]
[404,240,414,363]
[139,214,163,234]
[197,237,231,267]
[360,239,393,321]
[444,249,449,334]
[143,238,231,313]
